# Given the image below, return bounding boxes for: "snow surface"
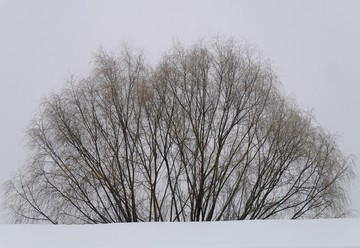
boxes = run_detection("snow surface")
[0,218,359,248]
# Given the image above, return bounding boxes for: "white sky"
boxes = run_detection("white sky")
[0,0,359,221]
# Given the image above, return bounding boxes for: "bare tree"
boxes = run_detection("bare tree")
[3,38,354,224]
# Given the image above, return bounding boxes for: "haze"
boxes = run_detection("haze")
[0,0,359,221]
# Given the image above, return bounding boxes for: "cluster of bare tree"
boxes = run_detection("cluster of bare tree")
[3,39,354,224]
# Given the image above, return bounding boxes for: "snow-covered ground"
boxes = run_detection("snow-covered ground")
[0,218,359,248]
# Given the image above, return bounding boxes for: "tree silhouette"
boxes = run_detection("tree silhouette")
[3,38,354,224]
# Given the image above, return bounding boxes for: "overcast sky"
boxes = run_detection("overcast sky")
[1,0,359,221]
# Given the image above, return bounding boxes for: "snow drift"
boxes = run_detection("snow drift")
[0,218,359,248]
